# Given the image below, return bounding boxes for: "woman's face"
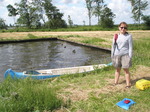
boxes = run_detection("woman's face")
[119,24,127,34]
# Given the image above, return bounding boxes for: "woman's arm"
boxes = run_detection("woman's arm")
[128,35,133,58]
[111,37,115,58]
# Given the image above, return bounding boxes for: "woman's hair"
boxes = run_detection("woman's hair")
[118,22,128,27]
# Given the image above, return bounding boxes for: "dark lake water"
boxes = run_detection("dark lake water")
[0,40,111,80]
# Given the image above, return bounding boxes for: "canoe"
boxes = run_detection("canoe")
[4,63,112,80]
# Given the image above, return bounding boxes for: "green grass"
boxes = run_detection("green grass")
[0,78,65,112]
[0,33,150,111]
[1,25,117,32]
[50,36,150,112]
[133,37,150,66]
[57,34,83,39]
[81,37,106,44]
[48,63,150,112]
[27,34,38,39]
[58,35,110,48]
[1,24,148,33]
[69,88,150,112]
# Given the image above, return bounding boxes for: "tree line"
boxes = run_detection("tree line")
[0,0,150,30]
[85,0,115,28]
[85,0,150,28]
[6,0,67,29]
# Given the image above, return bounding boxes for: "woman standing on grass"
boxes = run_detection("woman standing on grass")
[111,22,133,88]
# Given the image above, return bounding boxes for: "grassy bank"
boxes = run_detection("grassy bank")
[0,31,150,111]
[0,78,68,112]
[0,24,148,33]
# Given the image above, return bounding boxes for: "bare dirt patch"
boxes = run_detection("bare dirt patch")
[59,65,150,102]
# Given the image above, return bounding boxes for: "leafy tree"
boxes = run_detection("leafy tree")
[33,0,67,28]
[99,5,115,28]
[13,0,66,29]
[31,0,46,24]
[44,18,67,29]
[7,4,18,26]
[43,0,67,28]
[42,0,54,21]
[68,15,73,27]
[15,0,42,28]
[92,0,105,24]
[128,0,148,24]
[142,15,150,29]
[85,0,93,25]
[0,18,7,29]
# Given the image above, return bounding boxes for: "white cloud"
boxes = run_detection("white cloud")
[54,0,135,25]
[54,0,89,25]
[143,0,150,15]
[0,0,20,25]
[55,0,89,25]
[0,0,19,7]
[60,0,74,4]
[60,0,82,4]
[108,0,134,24]
[57,4,88,25]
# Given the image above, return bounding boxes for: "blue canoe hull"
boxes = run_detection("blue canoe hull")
[4,69,60,80]
[4,63,112,80]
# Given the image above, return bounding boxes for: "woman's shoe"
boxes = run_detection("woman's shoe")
[125,86,131,88]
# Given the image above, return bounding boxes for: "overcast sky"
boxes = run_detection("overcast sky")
[0,0,150,25]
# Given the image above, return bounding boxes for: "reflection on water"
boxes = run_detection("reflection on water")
[0,40,111,80]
